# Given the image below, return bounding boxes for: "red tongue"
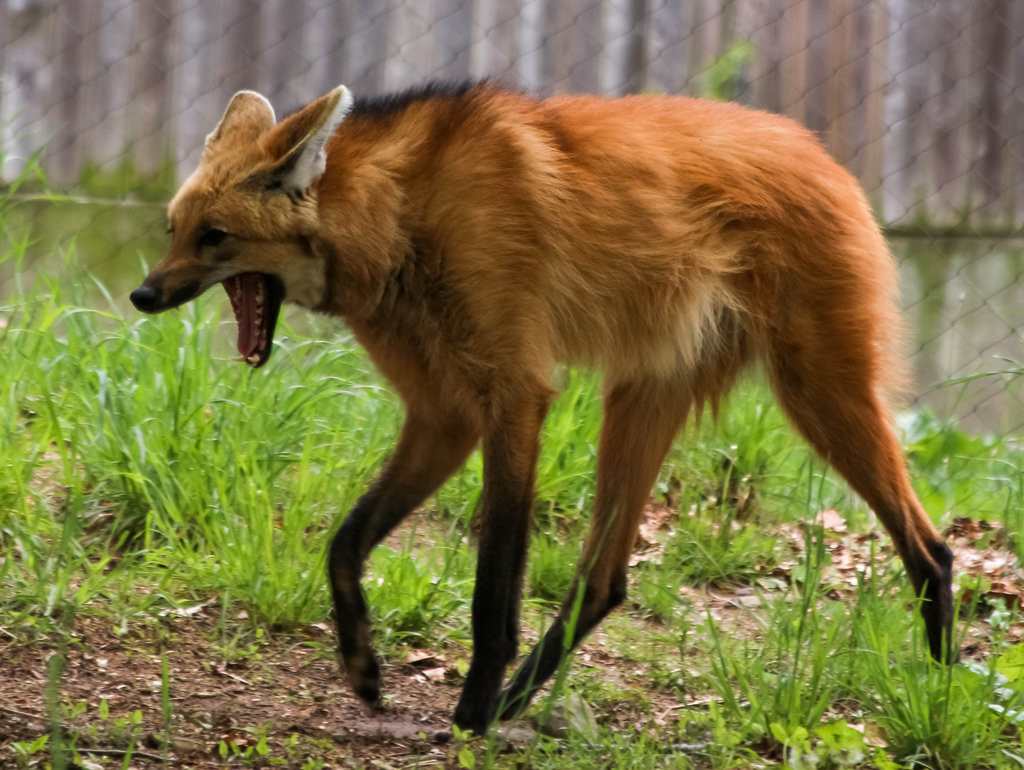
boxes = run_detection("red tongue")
[230,273,263,359]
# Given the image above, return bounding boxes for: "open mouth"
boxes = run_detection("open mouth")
[222,273,285,368]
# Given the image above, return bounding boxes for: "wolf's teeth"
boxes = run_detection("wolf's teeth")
[247,353,260,365]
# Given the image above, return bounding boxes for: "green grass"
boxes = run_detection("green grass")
[3,190,1024,769]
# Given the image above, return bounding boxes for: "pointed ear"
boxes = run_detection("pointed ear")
[206,91,277,148]
[266,85,353,195]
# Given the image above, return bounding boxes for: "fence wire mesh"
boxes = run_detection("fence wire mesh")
[1,0,1022,440]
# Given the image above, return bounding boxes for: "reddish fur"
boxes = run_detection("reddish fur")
[134,83,956,732]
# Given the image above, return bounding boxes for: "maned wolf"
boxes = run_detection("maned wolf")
[130,81,956,734]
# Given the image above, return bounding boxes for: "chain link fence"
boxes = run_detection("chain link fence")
[1,0,1022,435]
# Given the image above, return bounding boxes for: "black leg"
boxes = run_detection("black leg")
[498,376,690,722]
[498,576,626,720]
[452,485,534,733]
[329,481,414,702]
[452,394,549,734]
[910,539,957,664]
[329,409,478,703]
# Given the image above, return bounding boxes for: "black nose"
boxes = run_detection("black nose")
[130,284,158,312]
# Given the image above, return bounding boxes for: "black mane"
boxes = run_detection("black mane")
[350,80,494,120]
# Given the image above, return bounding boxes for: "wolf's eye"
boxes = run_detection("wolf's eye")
[198,228,227,249]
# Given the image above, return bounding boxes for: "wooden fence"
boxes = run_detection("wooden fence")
[2,0,1023,228]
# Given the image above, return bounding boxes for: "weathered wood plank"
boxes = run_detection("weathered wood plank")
[263,0,316,110]
[218,1,264,96]
[566,0,603,93]
[686,0,722,97]
[646,0,688,95]
[434,0,473,82]
[469,0,520,82]
[802,0,830,134]
[601,0,631,95]
[51,0,104,185]
[929,0,972,224]
[337,0,391,95]
[781,0,809,124]
[2,0,1022,230]
[748,0,785,112]
[1012,0,1024,224]
[516,0,545,91]
[971,0,1016,226]
[133,0,175,178]
[881,0,930,225]
[540,0,576,94]
[623,0,649,95]
[860,0,889,206]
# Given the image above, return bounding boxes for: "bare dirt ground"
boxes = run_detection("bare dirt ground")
[1,514,1021,769]
[0,606,696,769]
[1,611,464,768]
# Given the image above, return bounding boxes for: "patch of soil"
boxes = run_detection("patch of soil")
[0,612,463,768]
[0,609,685,769]
[2,511,1021,768]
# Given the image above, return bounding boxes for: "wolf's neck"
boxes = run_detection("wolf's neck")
[314,89,483,321]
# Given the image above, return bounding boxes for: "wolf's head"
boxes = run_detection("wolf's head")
[130,86,352,368]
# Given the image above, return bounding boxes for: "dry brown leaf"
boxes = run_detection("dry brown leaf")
[635,504,675,547]
[405,649,443,668]
[816,509,848,533]
[421,667,447,683]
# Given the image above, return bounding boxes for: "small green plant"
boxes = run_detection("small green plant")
[664,495,781,586]
[218,729,271,765]
[844,558,1024,767]
[772,719,869,769]
[633,559,687,623]
[9,735,49,768]
[449,725,478,768]
[813,720,868,767]
[106,708,145,752]
[528,533,579,602]
[699,41,753,101]
[901,408,1024,549]
[365,537,473,652]
[212,623,267,666]
[705,520,848,745]
[771,722,816,769]
[78,698,145,751]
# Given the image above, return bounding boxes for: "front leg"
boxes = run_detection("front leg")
[329,408,478,703]
[453,391,550,734]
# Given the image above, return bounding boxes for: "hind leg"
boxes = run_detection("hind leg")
[768,344,956,663]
